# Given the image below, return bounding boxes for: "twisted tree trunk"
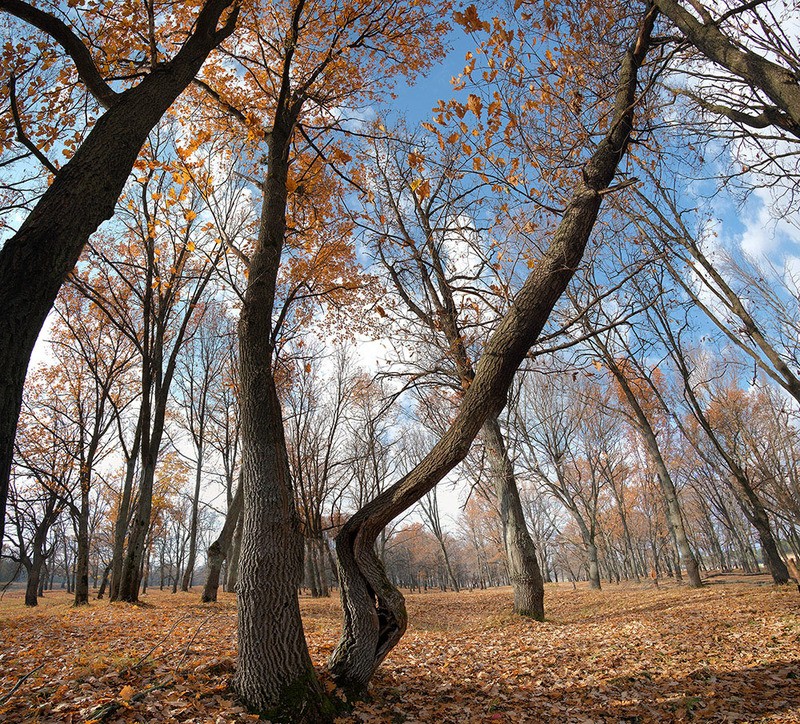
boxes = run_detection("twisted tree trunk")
[329,8,657,695]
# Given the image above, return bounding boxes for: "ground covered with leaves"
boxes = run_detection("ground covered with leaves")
[0,576,798,722]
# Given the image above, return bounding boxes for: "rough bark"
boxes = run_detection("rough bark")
[328,9,656,695]
[73,479,91,605]
[202,480,243,602]
[233,104,332,719]
[482,417,544,617]
[654,0,800,135]
[0,0,238,551]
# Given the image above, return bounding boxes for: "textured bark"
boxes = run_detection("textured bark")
[0,0,237,550]
[202,481,243,602]
[654,0,800,135]
[233,104,332,719]
[482,417,544,617]
[73,479,91,605]
[329,9,656,695]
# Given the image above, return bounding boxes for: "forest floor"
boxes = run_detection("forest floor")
[0,576,798,723]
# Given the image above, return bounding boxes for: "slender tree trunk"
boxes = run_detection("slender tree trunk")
[729,474,790,584]
[97,564,111,599]
[202,481,243,602]
[227,515,243,592]
[599,349,703,588]
[482,416,543,617]
[110,414,143,601]
[74,479,91,605]
[182,446,204,591]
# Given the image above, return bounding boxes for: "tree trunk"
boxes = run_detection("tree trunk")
[329,11,656,694]
[728,473,790,584]
[599,349,703,588]
[97,564,111,599]
[110,413,143,601]
[226,515,243,592]
[0,0,238,550]
[233,117,332,720]
[482,416,544,617]
[74,479,91,605]
[182,446,204,592]
[24,560,42,607]
[202,480,243,602]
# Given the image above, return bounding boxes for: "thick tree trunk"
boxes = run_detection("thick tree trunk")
[0,0,237,551]
[202,480,243,602]
[24,560,42,607]
[329,11,656,695]
[482,416,544,618]
[233,116,332,720]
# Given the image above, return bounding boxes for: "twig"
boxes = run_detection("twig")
[174,612,217,672]
[0,663,45,705]
[125,613,191,672]
[85,673,174,722]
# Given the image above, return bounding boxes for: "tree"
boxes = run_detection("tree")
[357,131,544,616]
[173,303,230,592]
[329,5,658,694]
[0,0,238,548]
[45,288,137,605]
[201,0,449,716]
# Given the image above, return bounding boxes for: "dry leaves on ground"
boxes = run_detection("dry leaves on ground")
[0,576,798,723]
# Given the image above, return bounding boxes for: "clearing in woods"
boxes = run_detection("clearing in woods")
[0,577,798,723]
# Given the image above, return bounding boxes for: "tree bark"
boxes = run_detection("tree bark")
[182,445,204,592]
[0,0,238,550]
[202,481,243,602]
[482,416,544,617]
[233,112,332,720]
[73,477,91,605]
[328,9,656,695]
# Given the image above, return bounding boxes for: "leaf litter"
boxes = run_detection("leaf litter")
[0,577,798,722]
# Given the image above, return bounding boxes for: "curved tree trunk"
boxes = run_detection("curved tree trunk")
[328,10,656,695]
[482,417,544,618]
[202,480,243,602]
